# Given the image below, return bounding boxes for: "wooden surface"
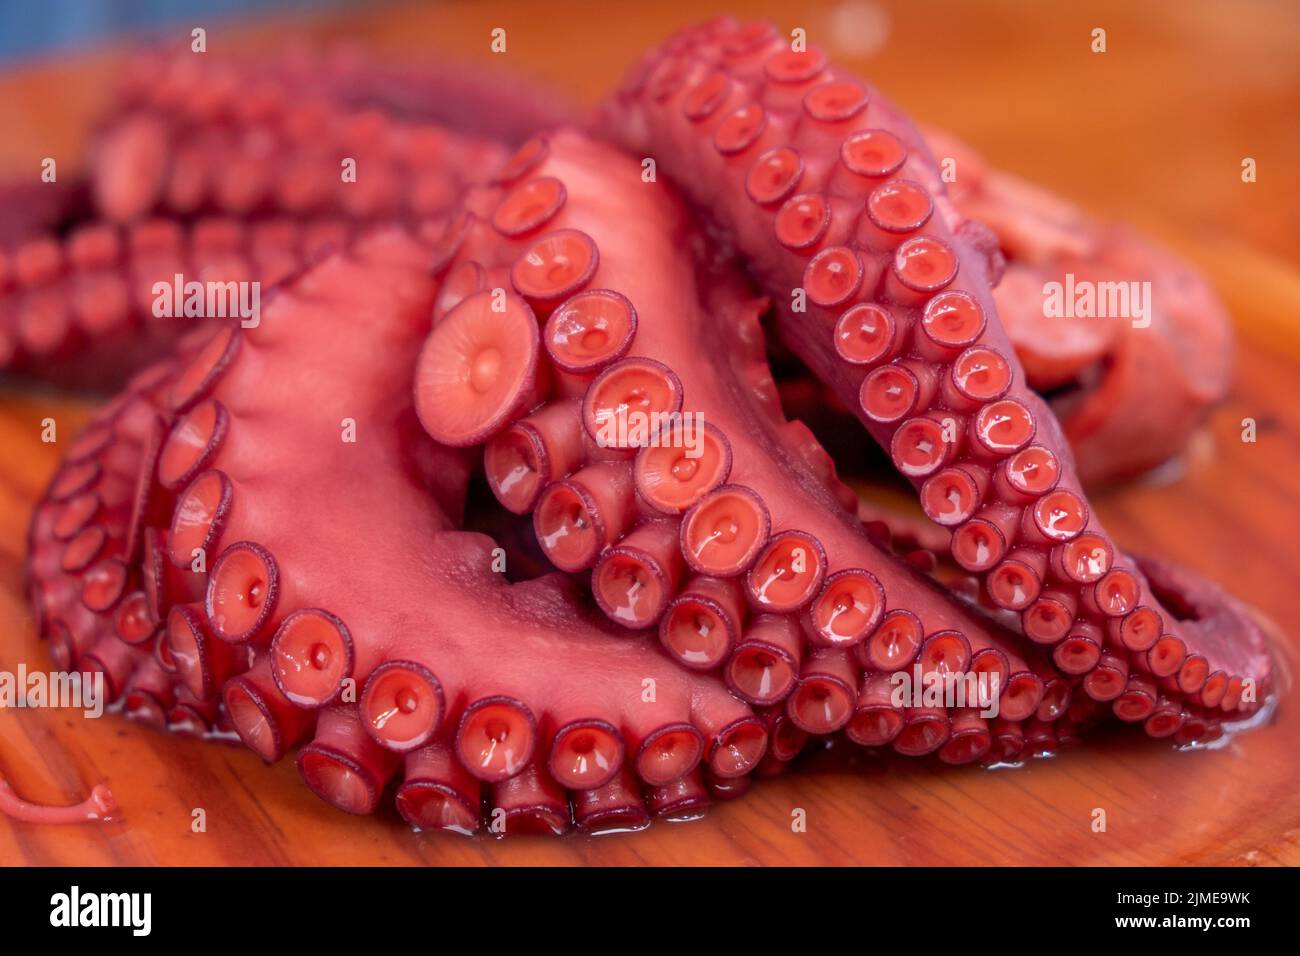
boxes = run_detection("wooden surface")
[1,0,1298,866]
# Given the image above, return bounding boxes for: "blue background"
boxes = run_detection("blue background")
[0,0,361,62]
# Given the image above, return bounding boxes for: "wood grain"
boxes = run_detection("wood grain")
[1,0,1297,866]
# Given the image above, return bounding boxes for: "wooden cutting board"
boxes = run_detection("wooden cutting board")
[2,0,1298,866]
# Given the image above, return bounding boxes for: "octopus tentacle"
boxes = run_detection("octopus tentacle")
[1,216,322,383]
[598,17,1271,734]
[2,43,566,388]
[878,474,1266,707]
[0,775,116,825]
[107,44,571,155]
[16,357,200,822]
[91,104,495,226]
[841,472,1273,745]
[25,225,773,830]
[923,126,1233,486]
[414,129,1059,762]
[91,47,512,225]
[29,375,178,662]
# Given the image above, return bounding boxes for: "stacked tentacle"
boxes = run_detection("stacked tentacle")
[4,37,1234,493]
[412,129,1082,764]
[598,16,1270,737]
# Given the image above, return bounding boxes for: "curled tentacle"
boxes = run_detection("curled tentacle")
[28,226,770,832]
[598,16,1271,735]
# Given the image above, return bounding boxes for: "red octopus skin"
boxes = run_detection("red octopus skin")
[924,127,1233,486]
[598,16,1271,729]
[21,227,765,832]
